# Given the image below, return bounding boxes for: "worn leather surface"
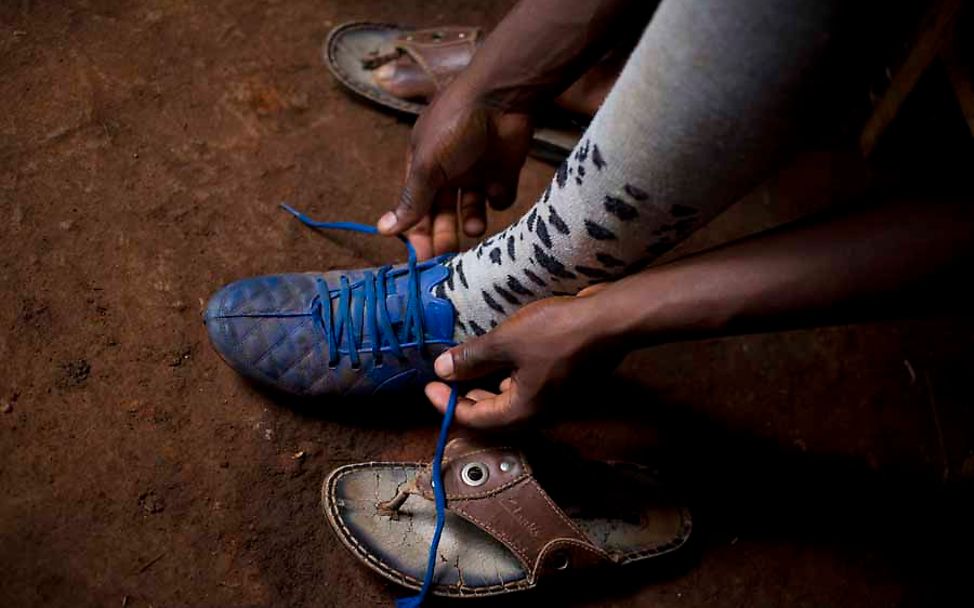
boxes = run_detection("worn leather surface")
[204,256,454,397]
[415,438,612,581]
[324,439,691,597]
[393,26,481,89]
[326,463,529,595]
[323,22,579,163]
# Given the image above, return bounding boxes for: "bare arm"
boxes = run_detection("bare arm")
[454,0,654,111]
[429,196,974,427]
[595,197,974,347]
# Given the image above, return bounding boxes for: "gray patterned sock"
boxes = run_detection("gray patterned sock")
[437,0,841,340]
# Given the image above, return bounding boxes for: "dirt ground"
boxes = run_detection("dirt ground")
[2,1,974,607]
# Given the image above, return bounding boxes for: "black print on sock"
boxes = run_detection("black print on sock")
[489,247,502,265]
[603,196,639,221]
[536,217,552,248]
[548,207,570,235]
[592,144,606,170]
[555,161,569,189]
[434,282,446,300]
[672,217,698,234]
[625,257,652,274]
[475,244,484,259]
[584,219,617,240]
[533,244,577,279]
[576,139,590,163]
[445,266,455,290]
[494,284,520,306]
[490,320,498,328]
[468,320,487,336]
[542,185,551,203]
[670,204,698,218]
[624,184,648,201]
[507,235,516,262]
[523,268,546,287]
[575,265,611,279]
[552,290,573,296]
[481,290,505,314]
[506,275,534,296]
[456,259,468,289]
[596,252,625,268]
[646,241,672,256]
[526,208,538,232]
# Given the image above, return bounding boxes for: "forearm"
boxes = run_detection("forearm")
[453,0,653,111]
[587,197,974,348]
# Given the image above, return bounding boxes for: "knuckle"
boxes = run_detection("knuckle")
[453,343,478,370]
[398,188,421,215]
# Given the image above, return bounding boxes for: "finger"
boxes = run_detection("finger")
[465,388,498,402]
[407,216,434,262]
[426,381,528,428]
[485,179,517,211]
[432,188,460,255]
[499,376,513,392]
[380,153,444,235]
[425,381,454,410]
[453,390,522,428]
[433,332,510,381]
[485,116,529,211]
[459,190,486,237]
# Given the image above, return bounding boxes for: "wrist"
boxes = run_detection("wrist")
[586,266,738,350]
[447,68,542,114]
[571,290,635,357]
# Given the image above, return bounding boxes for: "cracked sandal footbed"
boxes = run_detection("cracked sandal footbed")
[324,21,583,164]
[323,437,691,598]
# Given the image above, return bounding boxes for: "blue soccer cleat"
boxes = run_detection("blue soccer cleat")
[203,206,456,397]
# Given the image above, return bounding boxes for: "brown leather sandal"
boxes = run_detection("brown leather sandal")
[324,22,582,164]
[323,437,691,598]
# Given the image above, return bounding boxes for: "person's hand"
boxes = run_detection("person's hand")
[424,287,621,427]
[377,85,534,260]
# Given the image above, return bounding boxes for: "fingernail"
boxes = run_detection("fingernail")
[464,218,485,236]
[434,352,454,378]
[378,212,397,233]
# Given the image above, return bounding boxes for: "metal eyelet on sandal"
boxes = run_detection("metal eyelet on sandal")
[460,462,488,487]
[551,551,570,571]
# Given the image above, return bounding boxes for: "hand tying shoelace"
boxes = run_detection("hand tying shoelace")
[282,204,458,608]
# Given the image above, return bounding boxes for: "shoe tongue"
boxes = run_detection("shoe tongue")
[387,258,454,342]
[340,259,454,351]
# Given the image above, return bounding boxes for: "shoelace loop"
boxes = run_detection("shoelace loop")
[281,204,427,368]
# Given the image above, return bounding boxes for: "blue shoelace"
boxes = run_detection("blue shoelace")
[282,204,457,608]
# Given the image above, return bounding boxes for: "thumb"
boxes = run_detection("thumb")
[379,156,443,235]
[434,332,511,381]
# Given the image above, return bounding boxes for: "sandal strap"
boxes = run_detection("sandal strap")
[415,437,613,582]
[393,26,481,89]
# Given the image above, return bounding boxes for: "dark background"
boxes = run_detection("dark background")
[2,1,972,606]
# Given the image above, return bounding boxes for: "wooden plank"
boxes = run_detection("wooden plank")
[859,0,963,157]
